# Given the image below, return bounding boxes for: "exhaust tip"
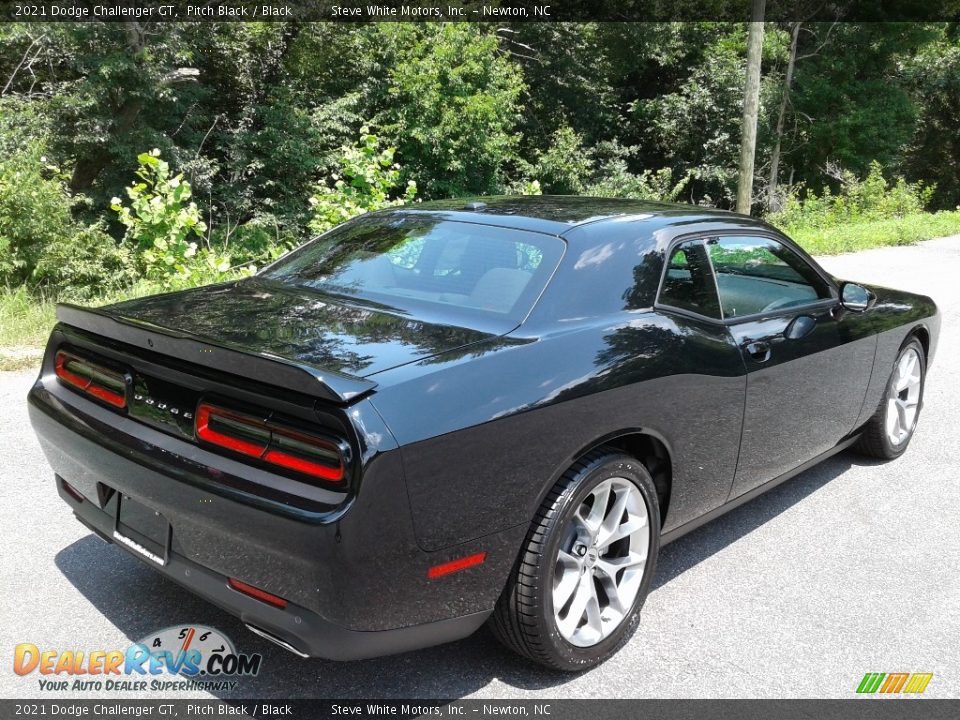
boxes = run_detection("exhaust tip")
[244,623,310,658]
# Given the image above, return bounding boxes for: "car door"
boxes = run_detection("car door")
[704,234,876,500]
[655,237,746,522]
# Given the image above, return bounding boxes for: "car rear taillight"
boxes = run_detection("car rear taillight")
[195,402,345,483]
[55,350,127,408]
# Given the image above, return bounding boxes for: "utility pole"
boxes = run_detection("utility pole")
[735,0,766,215]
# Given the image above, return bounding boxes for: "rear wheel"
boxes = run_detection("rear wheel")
[856,337,926,460]
[490,450,660,671]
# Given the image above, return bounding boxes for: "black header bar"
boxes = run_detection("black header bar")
[3,0,960,23]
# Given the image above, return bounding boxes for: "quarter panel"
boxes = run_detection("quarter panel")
[371,311,747,550]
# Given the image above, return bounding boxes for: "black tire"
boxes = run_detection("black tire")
[490,448,660,671]
[855,337,926,460]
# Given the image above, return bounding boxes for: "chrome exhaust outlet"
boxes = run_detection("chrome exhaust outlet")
[244,623,310,658]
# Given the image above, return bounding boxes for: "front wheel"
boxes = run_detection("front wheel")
[490,449,660,671]
[856,337,926,460]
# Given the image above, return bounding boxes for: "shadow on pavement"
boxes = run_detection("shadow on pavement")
[55,448,868,698]
[654,450,868,589]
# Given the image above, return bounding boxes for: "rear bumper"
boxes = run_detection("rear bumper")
[59,478,488,660]
[28,376,514,660]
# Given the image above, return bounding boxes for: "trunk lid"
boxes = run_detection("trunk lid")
[59,278,496,402]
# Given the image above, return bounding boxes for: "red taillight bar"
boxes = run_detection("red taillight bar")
[55,351,127,409]
[263,448,343,480]
[228,577,288,609]
[195,402,345,483]
[195,404,268,459]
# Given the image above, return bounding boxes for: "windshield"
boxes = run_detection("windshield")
[262,214,565,330]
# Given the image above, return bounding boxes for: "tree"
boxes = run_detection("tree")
[767,21,801,212]
[736,0,766,214]
[373,24,525,198]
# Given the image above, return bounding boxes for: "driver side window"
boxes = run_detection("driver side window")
[706,236,831,318]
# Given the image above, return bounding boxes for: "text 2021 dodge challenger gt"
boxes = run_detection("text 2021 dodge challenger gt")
[29,196,939,670]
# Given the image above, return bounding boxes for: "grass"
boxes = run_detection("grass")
[0,279,176,371]
[0,287,56,371]
[3,210,960,371]
[783,210,960,256]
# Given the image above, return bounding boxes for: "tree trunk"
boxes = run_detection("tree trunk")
[767,21,800,213]
[69,96,145,191]
[735,0,766,215]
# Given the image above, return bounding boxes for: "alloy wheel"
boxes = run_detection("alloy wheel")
[885,347,922,446]
[552,477,650,647]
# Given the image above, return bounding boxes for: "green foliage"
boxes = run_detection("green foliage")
[111,149,227,286]
[524,127,593,195]
[375,24,525,197]
[2,18,960,359]
[0,285,55,370]
[587,163,696,202]
[519,130,695,202]
[788,24,937,181]
[515,179,543,196]
[309,130,417,235]
[629,25,755,205]
[768,162,934,233]
[901,28,960,209]
[0,143,133,299]
[218,213,301,268]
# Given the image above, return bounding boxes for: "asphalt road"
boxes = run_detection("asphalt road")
[2,237,958,700]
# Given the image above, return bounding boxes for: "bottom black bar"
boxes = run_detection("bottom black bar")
[1,699,958,720]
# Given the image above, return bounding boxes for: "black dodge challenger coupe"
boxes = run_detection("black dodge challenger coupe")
[29,196,939,670]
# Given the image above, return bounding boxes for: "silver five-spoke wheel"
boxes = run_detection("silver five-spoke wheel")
[885,347,922,446]
[492,450,659,670]
[552,477,649,647]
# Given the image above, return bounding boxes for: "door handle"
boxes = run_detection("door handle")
[745,341,771,363]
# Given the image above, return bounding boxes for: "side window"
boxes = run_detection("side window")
[658,239,721,319]
[706,236,831,318]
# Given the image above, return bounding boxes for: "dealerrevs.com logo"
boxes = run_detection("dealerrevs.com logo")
[13,625,262,693]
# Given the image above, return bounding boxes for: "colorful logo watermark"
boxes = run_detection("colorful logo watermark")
[856,672,933,694]
[13,625,262,692]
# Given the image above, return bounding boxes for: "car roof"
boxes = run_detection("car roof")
[390,195,745,236]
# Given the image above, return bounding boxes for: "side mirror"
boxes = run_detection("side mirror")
[840,282,873,312]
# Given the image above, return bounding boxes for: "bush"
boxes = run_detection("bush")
[0,143,133,299]
[586,163,695,202]
[525,127,593,195]
[216,212,301,269]
[768,161,935,233]
[375,24,525,197]
[309,129,417,235]
[112,149,237,287]
[32,224,137,301]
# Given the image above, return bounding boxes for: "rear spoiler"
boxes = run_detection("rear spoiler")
[56,304,378,404]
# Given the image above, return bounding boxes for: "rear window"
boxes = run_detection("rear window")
[262,214,564,329]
